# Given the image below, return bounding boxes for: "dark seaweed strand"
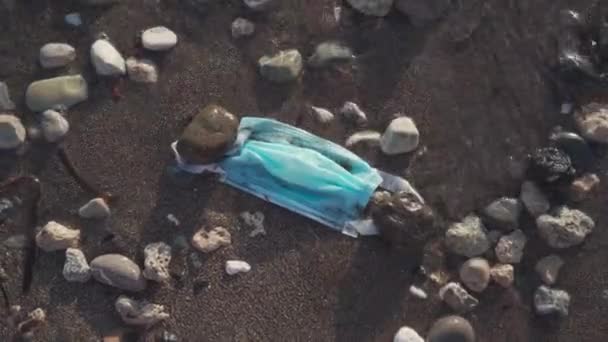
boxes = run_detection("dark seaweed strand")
[0,176,41,294]
[57,147,116,203]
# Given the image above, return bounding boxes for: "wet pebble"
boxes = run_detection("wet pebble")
[520,181,550,217]
[310,105,335,124]
[427,315,475,342]
[0,81,15,110]
[575,103,608,144]
[340,101,368,126]
[243,0,274,11]
[445,215,490,257]
[25,75,88,112]
[91,38,126,76]
[482,197,522,230]
[177,104,238,164]
[126,57,158,83]
[225,260,251,275]
[35,221,80,252]
[439,282,479,313]
[495,229,527,264]
[143,242,172,283]
[569,173,600,202]
[345,130,381,147]
[490,263,514,287]
[549,131,593,171]
[231,18,255,38]
[534,285,570,316]
[459,257,490,292]
[527,147,575,183]
[40,109,69,142]
[79,197,110,219]
[380,116,419,155]
[64,12,82,27]
[346,0,393,16]
[90,254,147,291]
[535,254,564,285]
[536,206,594,248]
[393,326,423,342]
[191,226,231,253]
[63,248,91,283]
[115,295,169,326]
[142,26,178,51]
[0,114,25,149]
[39,43,75,68]
[308,41,354,67]
[258,49,303,83]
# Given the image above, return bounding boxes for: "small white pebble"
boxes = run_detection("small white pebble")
[225,260,251,275]
[345,130,381,147]
[409,285,428,299]
[65,13,82,27]
[166,214,180,226]
[310,105,335,123]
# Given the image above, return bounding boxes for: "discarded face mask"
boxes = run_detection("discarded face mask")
[171,117,422,237]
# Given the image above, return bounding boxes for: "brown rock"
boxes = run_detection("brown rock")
[569,173,600,202]
[490,263,514,287]
[459,257,491,292]
[176,105,238,164]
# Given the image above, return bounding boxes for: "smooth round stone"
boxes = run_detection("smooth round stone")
[177,105,238,164]
[459,258,490,293]
[90,254,147,291]
[25,75,88,112]
[78,197,110,219]
[482,197,522,230]
[535,254,564,285]
[64,13,82,27]
[258,49,303,83]
[346,0,394,16]
[381,116,419,154]
[0,114,25,149]
[427,315,475,342]
[520,181,550,217]
[550,131,593,170]
[142,26,178,51]
[308,41,354,67]
[225,260,251,275]
[90,39,126,76]
[39,43,76,68]
[40,110,69,142]
[231,18,255,38]
[393,326,423,342]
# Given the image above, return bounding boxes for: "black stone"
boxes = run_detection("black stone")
[527,147,575,183]
[550,131,594,171]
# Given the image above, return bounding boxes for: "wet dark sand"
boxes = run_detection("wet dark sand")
[1,0,608,341]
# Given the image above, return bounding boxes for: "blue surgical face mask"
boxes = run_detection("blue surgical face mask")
[172,117,422,237]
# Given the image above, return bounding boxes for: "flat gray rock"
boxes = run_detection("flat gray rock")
[483,197,522,230]
[90,254,146,291]
[520,181,550,217]
[142,26,178,51]
[39,43,76,68]
[78,197,110,219]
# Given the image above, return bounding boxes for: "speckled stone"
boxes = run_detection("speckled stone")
[90,254,146,291]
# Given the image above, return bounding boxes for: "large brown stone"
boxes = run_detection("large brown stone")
[176,105,238,164]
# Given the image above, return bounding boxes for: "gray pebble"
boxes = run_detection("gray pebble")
[39,43,76,68]
[40,109,69,142]
[520,181,550,217]
[380,116,420,155]
[142,26,178,51]
[126,57,158,83]
[63,248,91,283]
[90,254,146,291]
[445,215,490,257]
[64,13,82,27]
[0,81,15,111]
[0,114,25,149]
[231,18,255,38]
[78,197,110,219]
[393,326,424,342]
[258,49,303,83]
[439,282,479,313]
[346,0,394,16]
[535,254,564,285]
[483,197,522,230]
[143,242,172,283]
[308,41,354,67]
[459,257,490,292]
[536,206,594,248]
[495,229,527,264]
[534,285,570,316]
